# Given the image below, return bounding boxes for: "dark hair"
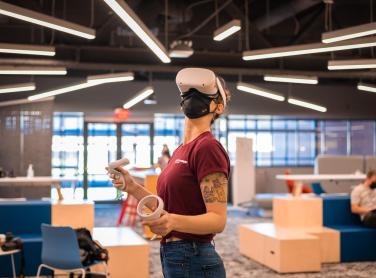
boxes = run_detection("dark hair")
[367,170,376,179]
[211,76,231,124]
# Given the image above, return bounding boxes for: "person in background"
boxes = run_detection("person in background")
[157,144,171,171]
[351,170,376,228]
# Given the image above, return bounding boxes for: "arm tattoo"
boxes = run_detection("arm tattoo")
[200,172,228,203]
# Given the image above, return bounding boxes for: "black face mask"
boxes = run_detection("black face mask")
[370,182,376,190]
[180,89,218,119]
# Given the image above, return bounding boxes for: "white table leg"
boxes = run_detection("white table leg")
[11,254,16,278]
[293,181,303,197]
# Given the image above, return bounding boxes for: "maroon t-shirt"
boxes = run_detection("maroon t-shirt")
[157,131,230,243]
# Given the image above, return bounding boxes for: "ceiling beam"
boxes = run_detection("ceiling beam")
[1,58,376,79]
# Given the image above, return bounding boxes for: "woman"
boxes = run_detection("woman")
[156,144,171,171]
[110,68,231,278]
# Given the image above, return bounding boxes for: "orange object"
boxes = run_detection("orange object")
[284,170,313,193]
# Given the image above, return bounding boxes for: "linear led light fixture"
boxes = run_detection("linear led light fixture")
[357,82,376,94]
[213,19,241,41]
[242,37,376,61]
[87,72,134,84]
[328,59,376,70]
[0,1,95,39]
[322,22,376,43]
[103,0,170,63]
[264,74,318,85]
[288,98,327,112]
[0,82,35,94]
[29,72,135,101]
[236,82,285,101]
[0,43,55,56]
[123,86,154,109]
[28,81,97,101]
[0,66,67,75]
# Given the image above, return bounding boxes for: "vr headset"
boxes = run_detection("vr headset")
[176,68,227,107]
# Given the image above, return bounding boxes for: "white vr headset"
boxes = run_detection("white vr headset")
[176,68,227,107]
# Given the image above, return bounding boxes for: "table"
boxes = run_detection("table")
[0,249,20,278]
[275,174,366,196]
[92,227,149,278]
[0,177,78,200]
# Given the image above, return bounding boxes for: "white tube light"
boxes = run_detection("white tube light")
[328,59,376,70]
[103,0,170,63]
[264,75,318,85]
[0,43,55,56]
[29,72,135,101]
[242,37,376,61]
[236,82,285,101]
[87,72,134,84]
[0,66,67,75]
[0,1,95,39]
[288,98,327,112]
[357,82,376,94]
[28,81,97,101]
[322,22,376,43]
[213,19,241,41]
[123,86,154,109]
[0,82,35,94]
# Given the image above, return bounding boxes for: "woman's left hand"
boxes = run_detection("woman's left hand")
[141,211,174,236]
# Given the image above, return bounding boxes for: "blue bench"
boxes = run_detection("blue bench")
[0,200,51,277]
[322,195,376,262]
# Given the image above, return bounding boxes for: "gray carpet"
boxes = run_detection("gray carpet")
[95,205,376,278]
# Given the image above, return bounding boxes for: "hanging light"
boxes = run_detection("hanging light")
[123,86,154,109]
[102,0,170,63]
[288,98,327,112]
[236,82,285,101]
[264,74,318,85]
[213,19,241,41]
[0,1,95,39]
[242,37,376,61]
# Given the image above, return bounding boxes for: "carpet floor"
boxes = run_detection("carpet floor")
[95,204,376,278]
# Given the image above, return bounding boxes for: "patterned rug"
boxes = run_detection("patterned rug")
[95,205,376,278]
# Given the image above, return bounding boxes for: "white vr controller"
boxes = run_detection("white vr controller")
[107,158,130,190]
[107,158,164,223]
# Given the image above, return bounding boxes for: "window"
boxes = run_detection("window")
[53,113,376,176]
[320,121,348,155]
[52,112,84,188]
[153,114,184,163]
[227,117,317,166]
[350,121,375,155]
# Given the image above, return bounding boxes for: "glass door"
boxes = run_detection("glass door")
[121,123,153,167]
[85,122,118,201]
[83,122,153,201]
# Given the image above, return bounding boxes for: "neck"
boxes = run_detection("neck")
[183,116,211,144]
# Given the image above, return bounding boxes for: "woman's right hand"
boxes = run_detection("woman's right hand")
[106,167,137,194]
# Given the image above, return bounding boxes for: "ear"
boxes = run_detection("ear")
[215,103,224,115]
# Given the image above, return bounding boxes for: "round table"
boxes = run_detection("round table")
[0,249,21,278]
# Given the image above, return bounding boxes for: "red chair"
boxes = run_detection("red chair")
[117,195,138,227]
[284,170,313,193]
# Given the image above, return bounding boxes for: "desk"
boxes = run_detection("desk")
[51,200,94,231]
[0,177,78,200]
[275,174,365,196]
[0,249,20,278]
[129,170,159,238]
[92,227,149,278]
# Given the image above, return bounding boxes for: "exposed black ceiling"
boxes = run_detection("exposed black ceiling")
[0,0,375,81]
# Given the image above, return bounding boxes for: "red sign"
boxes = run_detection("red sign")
[114,108,130,121]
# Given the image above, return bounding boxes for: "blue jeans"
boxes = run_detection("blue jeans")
[160,240,226,278]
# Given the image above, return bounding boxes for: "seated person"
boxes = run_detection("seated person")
[351,170,376,228]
